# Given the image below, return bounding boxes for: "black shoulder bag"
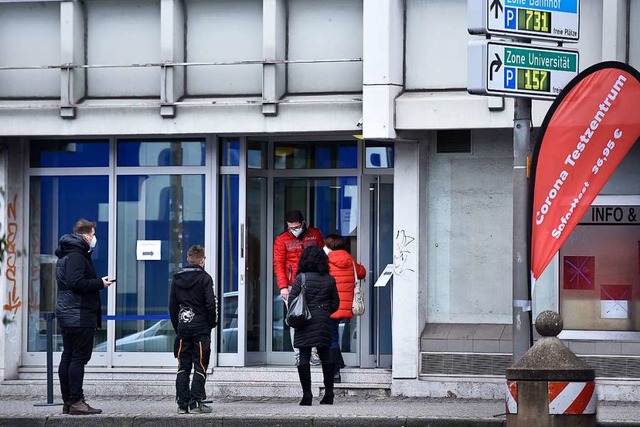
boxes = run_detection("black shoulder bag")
[285,273,312,329]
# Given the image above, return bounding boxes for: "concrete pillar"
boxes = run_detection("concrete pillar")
[601,0,628,62]
[262,0,286,116]
[160,0,185,118]
[391,140,428,379]
[0,140,26,381]
[506,311,596,426]
[362,0,403,139]
[60,1,86,118]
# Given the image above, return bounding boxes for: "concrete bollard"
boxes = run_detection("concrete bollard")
[506,310,596,427]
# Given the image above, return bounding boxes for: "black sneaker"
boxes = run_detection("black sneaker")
[177,406,189,414]
[189,401,212,414]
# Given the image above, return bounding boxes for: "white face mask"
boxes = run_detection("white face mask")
[89,235,97,249]
[290,228,303,238]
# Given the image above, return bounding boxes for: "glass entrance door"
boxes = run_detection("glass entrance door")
[269,176,359,364]
[360,174,394,368]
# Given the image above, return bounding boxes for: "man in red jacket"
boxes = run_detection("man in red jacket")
[273,210,324,365]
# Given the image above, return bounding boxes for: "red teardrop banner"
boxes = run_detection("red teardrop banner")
[531,62,640,281]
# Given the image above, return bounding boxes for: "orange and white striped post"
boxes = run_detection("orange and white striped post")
[506,311,596,426]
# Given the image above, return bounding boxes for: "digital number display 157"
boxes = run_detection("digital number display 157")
[517,69,550,92]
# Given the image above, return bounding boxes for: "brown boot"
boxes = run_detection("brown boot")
[68,399,102,415]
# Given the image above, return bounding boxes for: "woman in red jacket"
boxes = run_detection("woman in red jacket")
[323,234,366,383]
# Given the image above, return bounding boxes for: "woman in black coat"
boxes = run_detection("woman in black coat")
[288,245,340,406]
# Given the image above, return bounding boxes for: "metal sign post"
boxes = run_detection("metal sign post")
[467,0,581,360]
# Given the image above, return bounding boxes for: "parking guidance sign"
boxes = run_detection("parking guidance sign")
[468,40,579,99]
[468,0,579,42]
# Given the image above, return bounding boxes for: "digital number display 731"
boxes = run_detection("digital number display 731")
[518,8,551,34]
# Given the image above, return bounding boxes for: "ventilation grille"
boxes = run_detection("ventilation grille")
[421,353,640,378]
[421,353,511,376]
[436,129,472,154]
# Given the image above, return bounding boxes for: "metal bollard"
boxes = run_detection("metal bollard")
[506,310,596,426]
[34,312,62,407]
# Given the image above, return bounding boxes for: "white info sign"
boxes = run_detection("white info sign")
[136,240,161,261]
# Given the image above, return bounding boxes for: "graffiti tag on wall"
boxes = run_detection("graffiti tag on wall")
[3,193,21,318]
[394,229,415,276]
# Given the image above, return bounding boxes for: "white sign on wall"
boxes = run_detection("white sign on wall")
[136,240,161,261]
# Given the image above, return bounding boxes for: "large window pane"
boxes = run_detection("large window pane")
[220,138,240,167]
[560,207,640,331]
[30,140,109,168]
[117,139,205,166]
[28,176,109,352]
[220,175,239,352]
[246,177,267,352]
[115,174,205,352]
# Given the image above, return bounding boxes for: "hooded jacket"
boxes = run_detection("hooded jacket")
[327,250,367,319]
[169,264,218,337]
[273,226,324,290]
[55,233,104,329]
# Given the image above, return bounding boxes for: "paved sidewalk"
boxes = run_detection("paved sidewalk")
[0,396,640,427]
[1,395,640,426]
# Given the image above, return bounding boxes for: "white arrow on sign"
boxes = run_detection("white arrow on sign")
[467,40,579,99]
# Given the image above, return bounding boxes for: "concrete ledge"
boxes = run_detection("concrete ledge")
[0,415,507,427]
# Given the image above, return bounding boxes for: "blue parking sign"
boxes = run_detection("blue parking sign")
[504,67,516,89]
[504,7,516,29]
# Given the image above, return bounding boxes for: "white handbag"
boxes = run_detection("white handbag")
[351,262,365,316]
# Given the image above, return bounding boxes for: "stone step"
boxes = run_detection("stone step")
[2,367,392,399]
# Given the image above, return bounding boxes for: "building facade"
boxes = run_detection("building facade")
[0,0,639,400]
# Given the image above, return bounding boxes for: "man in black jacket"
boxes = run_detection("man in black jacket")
[56,218,113,415]
[169,245,218,414]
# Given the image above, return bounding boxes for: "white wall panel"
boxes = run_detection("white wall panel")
[427,130,513,323]
[185,0,262,95]
[406,0,470,90]
[288,0,362,93]
[86,0,161,97]
[574,0,603,69]
[0,2,59,98]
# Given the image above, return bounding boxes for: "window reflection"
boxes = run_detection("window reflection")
[117,139,205,166]
[116,174,205,352]
[274,141,357,169]
[30,140,109,168]
[221,138,240,167]
[28,176,109,352]
[220,174,239,352]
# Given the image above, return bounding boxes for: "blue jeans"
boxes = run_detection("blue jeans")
[330,319,340,349]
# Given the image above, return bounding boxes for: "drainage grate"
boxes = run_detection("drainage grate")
[421,353,640,378]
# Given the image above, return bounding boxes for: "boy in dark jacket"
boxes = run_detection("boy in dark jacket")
[56,218,113,415]
[169,245,218,414]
